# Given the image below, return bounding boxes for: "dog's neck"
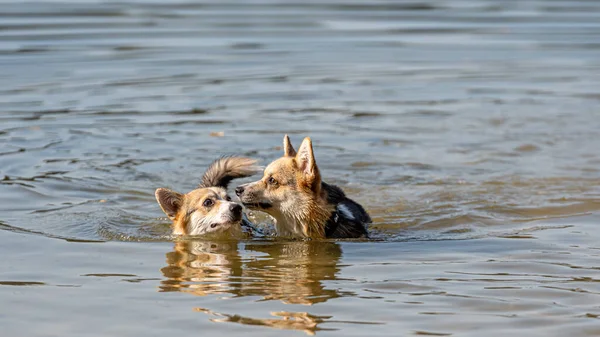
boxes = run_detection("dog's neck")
[271,211,307,238]
[271,189,334,238]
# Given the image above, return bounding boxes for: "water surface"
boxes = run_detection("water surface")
[1,1,600,336]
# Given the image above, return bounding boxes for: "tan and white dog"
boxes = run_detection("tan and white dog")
[236,136,370,239]
[155,157,260,237]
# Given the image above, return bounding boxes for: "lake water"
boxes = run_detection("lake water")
[1,1,600,336]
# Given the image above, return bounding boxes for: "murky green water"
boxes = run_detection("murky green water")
[1,1,600,336]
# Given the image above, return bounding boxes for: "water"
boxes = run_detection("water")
[1,0,600,335]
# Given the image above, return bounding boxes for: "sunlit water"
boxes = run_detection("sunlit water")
[1,1,600,336]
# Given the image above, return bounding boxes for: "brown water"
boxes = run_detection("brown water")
[1,1,600,336]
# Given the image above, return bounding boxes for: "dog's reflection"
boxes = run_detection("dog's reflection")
[194,308,333,336]
[242,241,343,305]
[160,239,344,305]
[160,240,242,297]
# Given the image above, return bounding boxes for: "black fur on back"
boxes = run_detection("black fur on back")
[322,182,371,239]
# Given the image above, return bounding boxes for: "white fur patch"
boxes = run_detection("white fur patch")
[337,204,354,220]
[189,212,213,235]
[188,201,240,236]
[218,202,232,222]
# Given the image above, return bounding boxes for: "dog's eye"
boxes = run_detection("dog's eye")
[203,199,214,207]
[268,177,277,185]
[225,195,232,201]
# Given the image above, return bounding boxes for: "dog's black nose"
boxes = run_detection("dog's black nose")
[230,203,242,214]
[235,186,244,196]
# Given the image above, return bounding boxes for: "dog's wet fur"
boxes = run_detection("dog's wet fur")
[236,135,371,239]
[155,157,261,237]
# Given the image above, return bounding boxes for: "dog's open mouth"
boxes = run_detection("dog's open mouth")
[242,202,272,209]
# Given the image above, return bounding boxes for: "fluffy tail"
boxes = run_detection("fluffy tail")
[199,156,261,189]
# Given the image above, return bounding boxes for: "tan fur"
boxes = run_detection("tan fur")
[156,157,259,236]
[237,136,334,239]
[283,134,297,157]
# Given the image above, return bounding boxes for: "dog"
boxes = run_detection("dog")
[155,156,260,237]
[235,135,371,239]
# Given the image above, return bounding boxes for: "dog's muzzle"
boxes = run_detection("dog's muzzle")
[235,184,272,209]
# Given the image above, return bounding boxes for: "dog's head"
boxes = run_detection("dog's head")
[235,135,322,219]
[156,156,261,237]
[156,186,243,237]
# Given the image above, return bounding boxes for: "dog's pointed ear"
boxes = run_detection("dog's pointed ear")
[295,137,320,187]
[155,188,183,220]
[283,134,296,157]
